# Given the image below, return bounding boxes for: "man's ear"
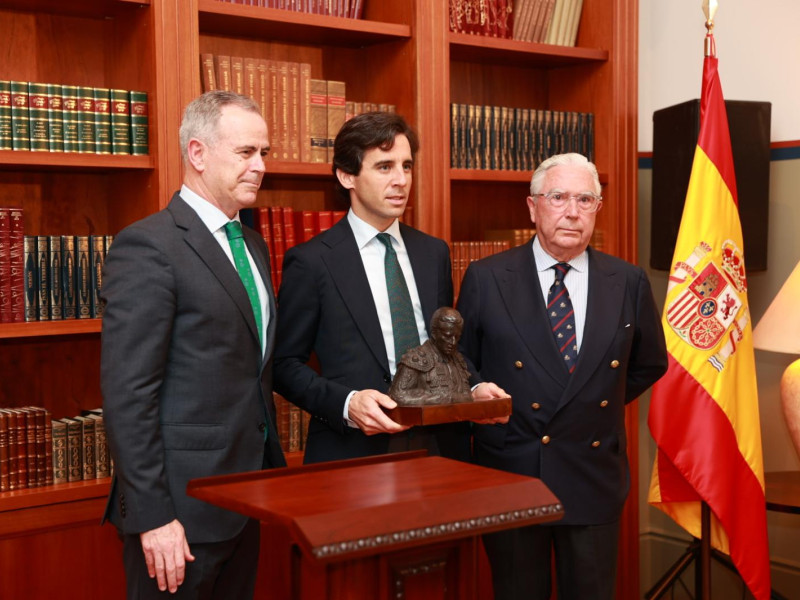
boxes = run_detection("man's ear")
[526,196,537,225]
[336,168,355,190]
[186,138,206,172]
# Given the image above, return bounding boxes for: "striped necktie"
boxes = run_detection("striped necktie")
[548,262,578,373]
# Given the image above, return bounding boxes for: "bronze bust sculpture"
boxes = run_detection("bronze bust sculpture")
[388,307,474,406]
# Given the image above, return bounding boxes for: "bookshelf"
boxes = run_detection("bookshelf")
[0,1,640,598]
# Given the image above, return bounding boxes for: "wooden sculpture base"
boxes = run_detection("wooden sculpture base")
[386,396,512,426]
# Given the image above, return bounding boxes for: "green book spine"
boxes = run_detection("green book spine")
[74,416,96,480]
[0,80,12,150]
[61,85,80,153]
[93,87,111,155]
[47,235,63,320]
[47,84,64,152]
[77,86,96,153]
[35,235,50,321]
[23,235,38,322]
[110,89,131,155]
[51,419,67,485]
[10,81,30,151]
[90,235,104,318]
[60,418,83,482]
[75,235,91,319]
[61,235,76,319]
[129,90,149,155]
[28,82,49,152]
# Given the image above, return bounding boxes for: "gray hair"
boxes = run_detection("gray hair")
[179,91,262,162]
[529,153,601,196]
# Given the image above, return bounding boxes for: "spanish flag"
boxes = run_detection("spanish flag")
[647,35,771,600]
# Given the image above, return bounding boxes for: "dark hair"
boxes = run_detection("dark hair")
[332,112,420,200]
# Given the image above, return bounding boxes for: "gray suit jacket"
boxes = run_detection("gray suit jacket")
[457,241,667,525]
[101,193,285,544]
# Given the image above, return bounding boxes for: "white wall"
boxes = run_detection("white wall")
[639,0,800,150]
[638,1,800,596]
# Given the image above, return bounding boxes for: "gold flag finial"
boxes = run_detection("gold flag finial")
[703,0,718,57]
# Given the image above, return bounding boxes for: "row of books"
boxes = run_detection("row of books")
[201,55,395,164]
[0,406,111,492]
[23,234,112,322]
[215,0,365,18]
[246,204,412,292]
[449,0,514,39]
[451,240,512,300]
[0,81,148,155]
[450,104,594,171]
[513,0,584,46]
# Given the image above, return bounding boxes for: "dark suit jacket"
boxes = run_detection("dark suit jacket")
[273,217,470,463]
[100,193,286,545]
[456,241,667,525]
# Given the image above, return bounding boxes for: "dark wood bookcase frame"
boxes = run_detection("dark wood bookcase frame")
[0,1,640,598]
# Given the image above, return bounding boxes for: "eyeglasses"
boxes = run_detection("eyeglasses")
[533,191,603,213]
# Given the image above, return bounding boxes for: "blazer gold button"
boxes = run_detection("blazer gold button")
[542,435,551,444]
[531,402,541,410]
[591,440,600,448]
[600,400,609,407]
[610,359,620,368]
[515,361,523,369]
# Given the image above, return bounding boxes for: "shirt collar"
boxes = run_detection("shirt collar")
[347,209,403,250]
[532,234,588,273]
[180,184,238,233]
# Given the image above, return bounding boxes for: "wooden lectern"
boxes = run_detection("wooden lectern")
[187,452,563,599]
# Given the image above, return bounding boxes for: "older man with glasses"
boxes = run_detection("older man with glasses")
[456,153,668,600]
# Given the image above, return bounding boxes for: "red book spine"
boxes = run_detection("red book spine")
[8,207,24,322]
[257,207,277,291]
[317,210,333,233]
[282,207,295,252]
[270,206,285,290]
[0,207,10,322]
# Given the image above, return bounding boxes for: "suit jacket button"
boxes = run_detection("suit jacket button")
[541,435,551,445]
[514,361,523,369]
[591,440,601,448]
[258,422,267,433]
[531,402,541,410]
[610,359,620,368]
[383,374,391,384]
[600,400,609,407]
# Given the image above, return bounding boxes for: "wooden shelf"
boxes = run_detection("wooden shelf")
[265,161,333,179]
[0,150,154,172]
[0,0,148,18]
[0,319,102,339]
[197,0,411,46]
[451,168,609,185]
[0,478,111,513]
[449,32,608,67]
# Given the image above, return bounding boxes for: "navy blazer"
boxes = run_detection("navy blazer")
[457,241,667,525]
[101,193,286,544]
[274,217,470,463]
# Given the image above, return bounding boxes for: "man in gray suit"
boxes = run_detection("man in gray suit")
[457,153,668,600]
[101,91,286,599]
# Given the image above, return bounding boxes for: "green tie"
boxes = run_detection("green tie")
[224,221,263,349]
[376,232,420,364]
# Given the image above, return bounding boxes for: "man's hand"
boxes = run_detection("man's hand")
[140,519,195,593]
[471,381,511,425]
[348,389,410,435]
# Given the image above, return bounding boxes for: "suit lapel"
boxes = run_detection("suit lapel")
[402,224,437,334]
[494,244,570,387]
[561,249,625,402]
[321,219,390,373]
[168,195,262,351]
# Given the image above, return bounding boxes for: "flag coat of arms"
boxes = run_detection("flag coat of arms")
[647,39,771,600]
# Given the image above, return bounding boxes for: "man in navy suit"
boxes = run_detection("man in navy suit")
[101,91,285,599]
[457,153,668,600]
[274,112,505,463]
